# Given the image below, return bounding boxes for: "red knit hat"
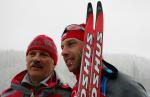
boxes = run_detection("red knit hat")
[61,23,86,42]
[26,35,58,65]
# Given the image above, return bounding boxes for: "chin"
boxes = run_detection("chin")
[69,68,75,73]
[29,71,42,77]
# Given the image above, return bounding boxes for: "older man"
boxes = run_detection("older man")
[1,35,71,97]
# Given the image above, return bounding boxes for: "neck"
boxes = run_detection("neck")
[74,70,80,81]
[29,76,43,86]
[29,73,52,86]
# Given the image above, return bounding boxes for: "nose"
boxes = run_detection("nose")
[32,53,41,62]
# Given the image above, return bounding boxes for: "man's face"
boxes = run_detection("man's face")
[26,50,54,81]
[61,38,83,74]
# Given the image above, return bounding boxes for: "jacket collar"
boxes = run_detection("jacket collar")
[11,70,60,88]
[74,59,118,82]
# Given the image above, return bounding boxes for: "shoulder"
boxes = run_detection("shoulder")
[107,71,148,97]
[1,71,27,97]
[56,79,72,92]
[54,71,72,91]
[53,81,72,97]
[1,87,14,97]
[102,59,148,97]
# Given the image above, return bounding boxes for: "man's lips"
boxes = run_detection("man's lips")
[65,59,73,67]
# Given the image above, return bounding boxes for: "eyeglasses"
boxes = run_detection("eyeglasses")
[62,24,85,37]
[66,24,85,31]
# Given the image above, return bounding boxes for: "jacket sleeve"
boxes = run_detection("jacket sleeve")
[106,72,148,97]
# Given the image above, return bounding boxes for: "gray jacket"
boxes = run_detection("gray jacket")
[103,60,148,97]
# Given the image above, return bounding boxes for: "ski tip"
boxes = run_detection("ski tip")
[87,2,93,14]
[97,1,103,12]
[86,2,93,23]
[96,1,103,20]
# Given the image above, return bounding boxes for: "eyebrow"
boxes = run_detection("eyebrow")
[67,39,76,43]
[61,39,76,46]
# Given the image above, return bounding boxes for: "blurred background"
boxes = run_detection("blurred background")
[0,0,150,95]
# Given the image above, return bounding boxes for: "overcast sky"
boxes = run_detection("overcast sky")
[0,0,150,60]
